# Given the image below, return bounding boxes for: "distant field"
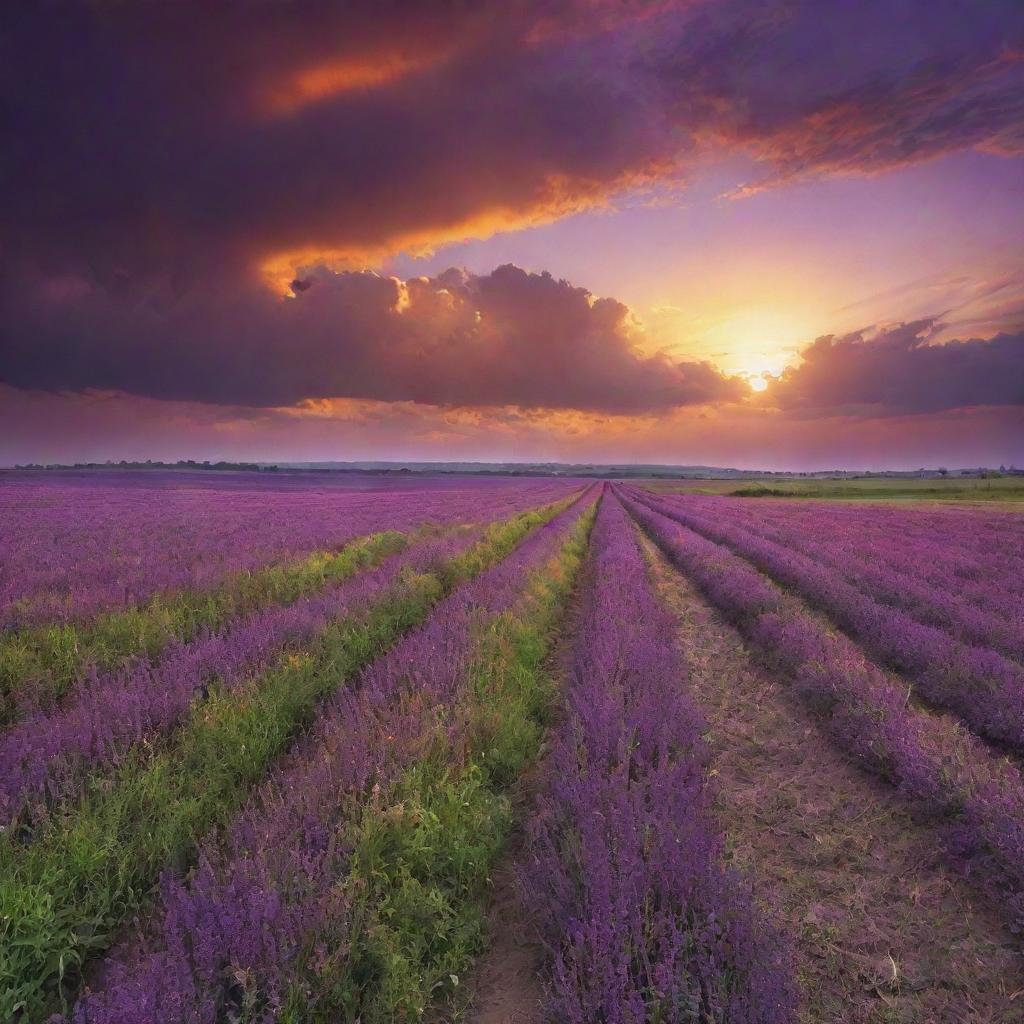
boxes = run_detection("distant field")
[640,474,1024,502]
[3,472,1024,1022]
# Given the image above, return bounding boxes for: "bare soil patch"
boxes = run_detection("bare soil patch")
[455,545,594,1024]
[457,827,546,1024]
[640,531,1024,1024]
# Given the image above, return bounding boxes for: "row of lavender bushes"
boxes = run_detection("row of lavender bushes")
[633,490,1024,751]
[522,494,796,1023]
[2,495,589,1021]
[66,493,597,1023]
[0,531,412,725]
[703,493,1024,572]
[621,489,1024,936]
[0,529,483,830]
[0,481,580,738]
[0,476,579,629]
[713,492,1024,565]
[664,494,1024,660]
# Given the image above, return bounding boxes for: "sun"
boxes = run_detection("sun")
[685,307,807,393]
[734,354,785,394]
[736,368,775,393]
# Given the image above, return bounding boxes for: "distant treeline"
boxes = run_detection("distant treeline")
[10,460,274,473]
[5,460,1021,479]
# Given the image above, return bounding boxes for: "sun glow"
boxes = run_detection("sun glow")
[704,309,807,378]
[648,302,810,391]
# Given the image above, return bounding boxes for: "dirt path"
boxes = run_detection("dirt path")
[455,545,594,1024]
[456,821,546,1024]
[640,531,1024,1024]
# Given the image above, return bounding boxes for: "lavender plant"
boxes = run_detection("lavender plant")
[0,496,590,1021]
[683,497,1024,662]
[0,530,483,829]
[630,490,1024,750]
[522,495,796,1023]
[622,489,1024,939]
[66,494,597,1023]
[0,473,580,630]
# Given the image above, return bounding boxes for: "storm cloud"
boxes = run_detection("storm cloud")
[2,0,1021,288]
[0,263,744,413]
[1,0,1022,451]
[768,320,1024,415]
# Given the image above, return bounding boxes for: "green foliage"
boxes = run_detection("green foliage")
[0,581,438,1019]
[0,531,409,724]
[291,502,595,1023]
[316,765,510,1024]
[0,501,572,1020]
[724,478,1024,502]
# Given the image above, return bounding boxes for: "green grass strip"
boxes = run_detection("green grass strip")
[0,530,410,725]
[285,502,595,1023]
[0,500,573,1021]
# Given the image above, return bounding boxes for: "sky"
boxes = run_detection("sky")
[1,0,1022,470]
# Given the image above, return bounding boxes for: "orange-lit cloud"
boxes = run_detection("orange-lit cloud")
[1,263,745,414]
[4,384,1021,472]
[763,320,1024,416]
[266,48,450,115]
[260,172,632,294]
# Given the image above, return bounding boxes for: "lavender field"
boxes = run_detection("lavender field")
[2,471,1023,1023]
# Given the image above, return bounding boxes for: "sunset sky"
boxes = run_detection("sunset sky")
[2,1,1022,469]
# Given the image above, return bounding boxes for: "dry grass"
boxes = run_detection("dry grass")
[640,532,1024,1023]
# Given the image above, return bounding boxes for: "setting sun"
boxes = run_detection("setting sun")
[703,309,809,379]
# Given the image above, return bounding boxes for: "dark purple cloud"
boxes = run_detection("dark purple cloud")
[0,263,744,413]
[659,2,1024,189]
[0,2,680,286]
[1,1,1021,288]
[2,1,1022,424]
[768,320,1024,414]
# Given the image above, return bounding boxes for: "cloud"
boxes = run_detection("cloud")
[4,384,1021,472]
[674,2,1024,191]
[2,1,1021,288]
[0,263,745,414]
[0,2,685,287]
[767,320,1024,414]
[3,0,1022,451]
[831,268,1024,344]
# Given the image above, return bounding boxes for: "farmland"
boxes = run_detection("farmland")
[641,475,1024,502]
[1,471,1023,1023]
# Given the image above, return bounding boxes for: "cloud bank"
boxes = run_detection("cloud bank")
[769,320,1024,415]
[5,261,1021,420]
[1,264,743,413]
[3,0,1021,287]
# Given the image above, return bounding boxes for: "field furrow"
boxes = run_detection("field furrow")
[521,494,797,1022]
[621,489,1024,938]
[629,488,1024,751]
[637,526,1024,1022]
[0,492,590,1021]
